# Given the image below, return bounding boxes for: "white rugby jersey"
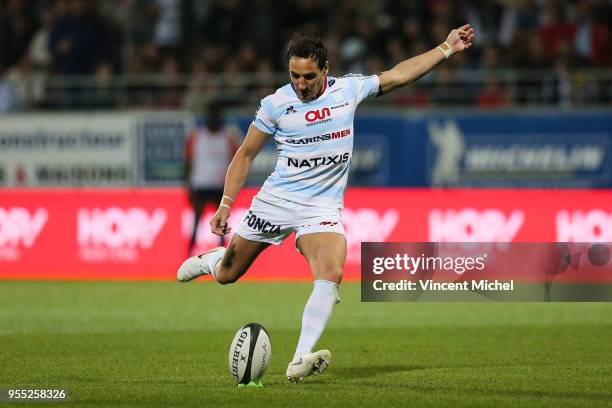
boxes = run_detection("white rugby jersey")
[185,126,239,189]
[253,74,380,208]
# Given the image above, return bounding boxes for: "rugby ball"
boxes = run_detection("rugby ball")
[228,323,272,384]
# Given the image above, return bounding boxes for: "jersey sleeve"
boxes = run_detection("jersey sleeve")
[345,74,381,105]
[252,98,276,135]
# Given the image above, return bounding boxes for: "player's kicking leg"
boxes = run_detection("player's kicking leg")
[286,232,345,383]
[177,234,269,284]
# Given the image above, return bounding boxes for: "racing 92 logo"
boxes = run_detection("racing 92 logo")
[305,108,331,123]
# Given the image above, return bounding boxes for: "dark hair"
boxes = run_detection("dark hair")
[206,100,224,115]
[285,34,328,70]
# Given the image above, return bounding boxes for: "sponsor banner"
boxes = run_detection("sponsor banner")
[0,188,611,280]
[0,113,135,186]
[138,113,193,184]
[362,242,612,301]
[1,112,610,188]
[0,189,182,279]
[424,112,612,187]
[237,111,612,187]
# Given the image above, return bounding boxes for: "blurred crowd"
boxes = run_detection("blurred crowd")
[0,0,610,111]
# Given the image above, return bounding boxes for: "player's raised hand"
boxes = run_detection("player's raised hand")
[446,24,475,53]
[210,206,231,236]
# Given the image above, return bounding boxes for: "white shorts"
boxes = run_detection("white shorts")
[235,190,345,245]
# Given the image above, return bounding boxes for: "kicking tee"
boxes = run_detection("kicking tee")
[252,74,380,208]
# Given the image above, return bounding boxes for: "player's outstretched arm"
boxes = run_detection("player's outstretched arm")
[210,124,270,236]
[378,24,474,95]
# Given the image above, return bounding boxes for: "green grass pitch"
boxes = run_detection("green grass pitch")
[1,280,611,407]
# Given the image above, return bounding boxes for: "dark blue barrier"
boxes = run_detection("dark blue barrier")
[420,111,612,187]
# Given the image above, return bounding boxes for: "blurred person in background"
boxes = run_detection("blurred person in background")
[182,57,215,111]
[5,55,35,109]
[90,61,115,108]
[157,55,183,108]
[178,24,475,383]
[48,0,112,75]
[26,5,56,107]
[476,75,510,108]
[574,0,611,67]
[183,101,240,256]
[539,0,576,61]
[0,0,36,71]
[48,0,114,107]
[152,0,184,59]
[0,66,20,112]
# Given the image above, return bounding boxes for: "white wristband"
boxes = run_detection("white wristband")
[220,195,234,211]
[437,41,454,59]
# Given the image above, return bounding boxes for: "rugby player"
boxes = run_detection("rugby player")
[178,24,474,383]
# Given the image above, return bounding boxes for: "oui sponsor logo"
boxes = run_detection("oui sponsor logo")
[305,108,331,123]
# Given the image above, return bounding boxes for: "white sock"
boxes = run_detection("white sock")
[205,248,225,279]
[292,279,340,362]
